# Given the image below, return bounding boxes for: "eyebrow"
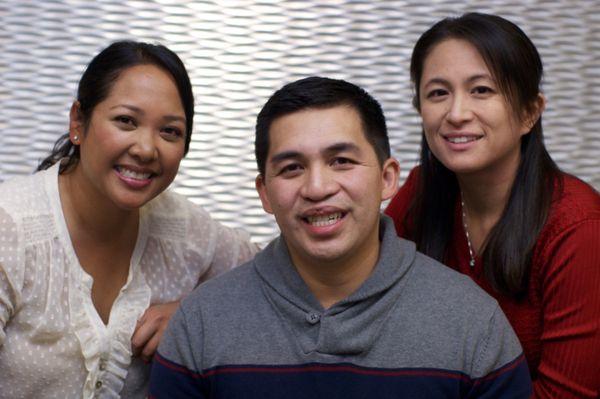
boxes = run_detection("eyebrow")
[110,104,186,123]
[324,142,361,156]
[110,104,143,113]
[424,74,495,87]
[163,115,187,124]
[269,141,361,164]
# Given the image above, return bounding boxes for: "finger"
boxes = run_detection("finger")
[141,332,162,363]
[131,318,155,355]
[134,309,148,332]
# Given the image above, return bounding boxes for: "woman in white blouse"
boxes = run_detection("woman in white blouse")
[0,41,258,398]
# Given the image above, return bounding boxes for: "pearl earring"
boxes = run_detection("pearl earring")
[73,135,79,142]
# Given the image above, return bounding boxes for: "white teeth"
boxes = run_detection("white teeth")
[447,136,478,144]
[117,166,151,180]
[307,212,342,227]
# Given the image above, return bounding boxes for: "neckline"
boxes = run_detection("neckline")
[44,162,150,330]
[255,216,415,311]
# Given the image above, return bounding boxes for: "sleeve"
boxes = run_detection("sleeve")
[0,207,22,347]
[533,218,600,398]
[194,210,259,285]
[148,304,206,398]
[384,166,419,238]
[468,306,532,398]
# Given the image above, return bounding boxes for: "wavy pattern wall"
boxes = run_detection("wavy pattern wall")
[1,0,598,243]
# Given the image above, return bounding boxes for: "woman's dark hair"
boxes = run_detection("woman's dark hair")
[407,12,560,297]
[37,40,194,173]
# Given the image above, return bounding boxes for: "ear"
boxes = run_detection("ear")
[69,101,84,144]
[380,157,400,201]
[255,174,274,214]
[519,93,546,135]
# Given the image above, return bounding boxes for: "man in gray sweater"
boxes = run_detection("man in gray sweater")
[149,77,531,398]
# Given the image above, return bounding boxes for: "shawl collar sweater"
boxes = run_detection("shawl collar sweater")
[150,217,531,398]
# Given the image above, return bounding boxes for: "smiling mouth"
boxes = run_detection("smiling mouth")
[115,166,154,180]
[304,212,345,226]
[444,136,482,144]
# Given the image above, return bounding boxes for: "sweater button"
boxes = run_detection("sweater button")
[306,313,321,325]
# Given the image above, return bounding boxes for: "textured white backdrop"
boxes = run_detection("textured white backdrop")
[0,0,598,243]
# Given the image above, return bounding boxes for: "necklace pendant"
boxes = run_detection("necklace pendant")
[469,258,475,267]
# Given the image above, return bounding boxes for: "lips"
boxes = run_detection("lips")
[306,212,343,226]
[446,136,478,144]
[301,208,347,227]
[443,133,483,144]
[115,165,155,181]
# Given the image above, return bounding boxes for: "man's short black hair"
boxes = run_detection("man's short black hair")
[255,76,391,176]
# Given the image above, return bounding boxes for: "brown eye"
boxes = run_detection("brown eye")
[472,86,494,95]
[331,157,355,167]
[115,115,135,126]
[427,89,448,98]
[162,127,184,137]
[279,163,303,177]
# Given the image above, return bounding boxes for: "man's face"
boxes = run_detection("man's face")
[256,105,399,272]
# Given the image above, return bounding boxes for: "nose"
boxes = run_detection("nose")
[446,93,473,126]
[129,129,158,162]
[300,165,339,202]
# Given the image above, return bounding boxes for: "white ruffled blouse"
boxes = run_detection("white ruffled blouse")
[0,163,257,398]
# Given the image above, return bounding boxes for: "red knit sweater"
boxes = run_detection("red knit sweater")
[385,168,600,398]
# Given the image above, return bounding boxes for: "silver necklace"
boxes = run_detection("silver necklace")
[460,194,476,268]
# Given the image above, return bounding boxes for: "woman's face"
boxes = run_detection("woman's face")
[418,38,530,180]
[71,64,187,211]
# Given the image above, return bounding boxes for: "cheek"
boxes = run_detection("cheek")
[268,183,297,209]
[170,150,185,167]
[91,133,126,162]
[419,108,440,133]
[162,146,185,170]
[421,125,439,150]
[344,173,381,200]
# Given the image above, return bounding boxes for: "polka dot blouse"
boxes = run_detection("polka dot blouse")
[0,163,258,398]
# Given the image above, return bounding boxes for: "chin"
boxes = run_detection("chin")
[305,246,347,263]
[437,159,481,176]
[113,194,155,211]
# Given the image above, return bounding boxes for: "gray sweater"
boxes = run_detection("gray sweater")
[150,216,531,398]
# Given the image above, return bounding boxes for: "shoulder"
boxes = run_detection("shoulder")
[145,189,207,218]
[173,259,262,342]
[0,169,57,246]
[537,173,600,248]
[179,259,260,316]
[407,251,524,376]
[384,240,523,379]
[0,174,46,298]
[529,173,600,283]
[408,248,501,317]
[143,189,210,239]
[0,170,50,216]
[550,173,599,221]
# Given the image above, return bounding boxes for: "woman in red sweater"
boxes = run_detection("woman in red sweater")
[385,12,600,398]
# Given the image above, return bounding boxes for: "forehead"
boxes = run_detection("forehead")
[105,64,181,104]
[422,38,491,81]
[267,105,372,156]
